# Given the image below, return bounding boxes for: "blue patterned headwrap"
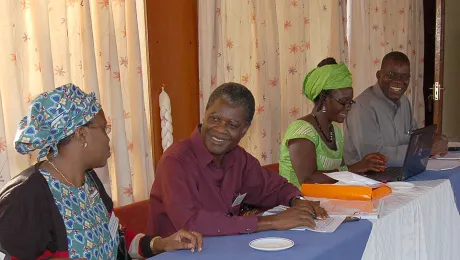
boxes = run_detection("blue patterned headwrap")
[14,83,101,161]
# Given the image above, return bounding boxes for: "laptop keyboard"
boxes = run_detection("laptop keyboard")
[364,167,403,182]
[366,167,400,175]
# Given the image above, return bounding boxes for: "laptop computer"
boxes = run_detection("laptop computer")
[362,124,437,183]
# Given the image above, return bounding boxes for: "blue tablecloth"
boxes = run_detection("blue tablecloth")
[151,166,460,260]
[408,166,460,213]
[151,220,372,260]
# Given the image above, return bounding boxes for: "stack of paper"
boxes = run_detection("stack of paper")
[432,152,460,160]
[305,197,384,220]
[324,171,384,188]
[299,172,386,218]
[427,152,460,170]
[448,142,460,147]
[427,160,460,170]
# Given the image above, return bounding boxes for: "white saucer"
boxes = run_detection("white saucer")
[387,181,415,190]
[249,237,294,251]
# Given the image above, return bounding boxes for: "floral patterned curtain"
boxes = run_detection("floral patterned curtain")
[198,0,348,164]
[0,0,154,206]
[347,0,425,125]
[198,0,425,164]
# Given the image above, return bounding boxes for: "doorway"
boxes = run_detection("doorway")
[441,0,460,141]
[423,0,436,126]
[424,0,460,141]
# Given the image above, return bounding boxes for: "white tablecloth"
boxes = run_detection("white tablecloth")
[363,179,460,260]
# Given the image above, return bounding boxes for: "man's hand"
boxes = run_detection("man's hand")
[431,134,448,156]
[152,229,203,253]
[257,199,328,231]
[267,207,317,230]
[290,199,328,219]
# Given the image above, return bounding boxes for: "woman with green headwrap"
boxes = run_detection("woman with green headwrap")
[279,58,387,188]
[0,84,202,259]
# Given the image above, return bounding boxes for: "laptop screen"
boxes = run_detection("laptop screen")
[401,125,437,180]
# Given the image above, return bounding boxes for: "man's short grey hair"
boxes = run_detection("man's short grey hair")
[206,82,255,125]
[381,51,410,68]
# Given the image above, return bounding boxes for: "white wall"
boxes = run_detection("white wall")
[442,0,460,141]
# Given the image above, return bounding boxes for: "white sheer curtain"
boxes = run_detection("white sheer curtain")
[0,0,154,206]
[347,0,425,125]
[199,0,347,164]
[199,0,425,164]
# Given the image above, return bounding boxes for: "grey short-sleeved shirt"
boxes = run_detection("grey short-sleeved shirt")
[343,84,418,165]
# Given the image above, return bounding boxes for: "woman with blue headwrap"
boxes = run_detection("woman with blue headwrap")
[0,84,202,259]
[279,58,387,188]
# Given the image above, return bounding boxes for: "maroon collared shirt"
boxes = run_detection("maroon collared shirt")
[147,126,301,237]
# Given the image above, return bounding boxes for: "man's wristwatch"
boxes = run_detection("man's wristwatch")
[289,195,305,206]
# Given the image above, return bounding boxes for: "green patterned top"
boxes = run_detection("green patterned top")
[279,120,346,189]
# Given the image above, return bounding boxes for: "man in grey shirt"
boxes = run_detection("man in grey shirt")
[344,51,448,165]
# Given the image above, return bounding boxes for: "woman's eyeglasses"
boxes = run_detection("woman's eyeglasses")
[383,71,411,81]
[330,96,356,108]
[87,124,112,134]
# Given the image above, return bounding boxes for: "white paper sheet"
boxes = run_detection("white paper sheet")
[426,159,460,170]
[262,205,346,233]
[324,171,383,188]
[293,215,346,233]
[448,141,460,147]
[431,152,460,160]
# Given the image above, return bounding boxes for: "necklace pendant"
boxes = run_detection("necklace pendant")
[85,183,95,204]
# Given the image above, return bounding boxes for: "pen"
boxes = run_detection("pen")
[312,214,326,220]
[344,216,360,222]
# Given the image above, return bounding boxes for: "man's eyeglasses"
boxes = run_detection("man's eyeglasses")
[383,71,411,81]
[87,124,112,134]
[330,96,356,108]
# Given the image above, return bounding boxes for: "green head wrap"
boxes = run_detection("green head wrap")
[302,62,352,101]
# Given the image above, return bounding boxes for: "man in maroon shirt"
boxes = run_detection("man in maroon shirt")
[147,82,327,237]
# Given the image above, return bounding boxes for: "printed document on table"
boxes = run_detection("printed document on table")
[431,152,460,160]
[262,205,346,233]
[427,159,460,171]
[292,215,346,233]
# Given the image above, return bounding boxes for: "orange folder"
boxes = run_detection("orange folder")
[301,184,392,201]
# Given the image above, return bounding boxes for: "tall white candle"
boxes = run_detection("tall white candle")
[159,86,173,151]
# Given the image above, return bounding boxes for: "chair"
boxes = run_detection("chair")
[113,164,280,227]
[114,199,150,234]
[240,162,280,216]
[263,163,279,174]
